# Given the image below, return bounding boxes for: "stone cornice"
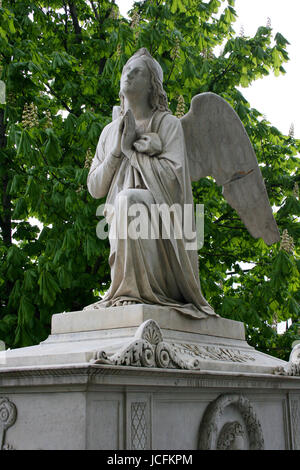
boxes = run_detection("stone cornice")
[0,363,299,391]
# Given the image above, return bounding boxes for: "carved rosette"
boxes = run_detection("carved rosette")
[91,319,255,370]
[198,394,264,450]
[0,397,17,451]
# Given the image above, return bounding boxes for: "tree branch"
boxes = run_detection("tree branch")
[89,0,99,21]
[209,56,237,89]
[44,82,73,114]
[62,1,69,52]
[213,223,247,230]
[68,1,82,44]
[88,2,115,76]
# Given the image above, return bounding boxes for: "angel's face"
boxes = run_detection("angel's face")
[120,58,152,99]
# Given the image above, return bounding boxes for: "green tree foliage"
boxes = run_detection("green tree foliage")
[0,0,299,358]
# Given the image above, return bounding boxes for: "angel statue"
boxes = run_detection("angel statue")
[85,48,279,319]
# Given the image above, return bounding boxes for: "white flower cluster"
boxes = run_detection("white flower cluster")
[280,229,295,254]
[175,95,185,119]
[22,102,39,129]
[44,110,53,128]
[130,10,140,41]
[131,10,140,29]
[289,123,295,138]
[84,148,93,169]
[116,43,122,58]
[293,182,299,199]
[171,37,181,60]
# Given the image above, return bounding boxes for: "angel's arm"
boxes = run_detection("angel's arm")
[87,125,122,199]
[130,114,184,174]
[123,115,185,204]
[133,133,162,156]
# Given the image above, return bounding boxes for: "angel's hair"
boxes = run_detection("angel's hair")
[119,48,170,114]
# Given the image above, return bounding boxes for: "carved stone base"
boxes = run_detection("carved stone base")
[0,305,289,373]
[51,304,245,340]
[0,305,299,450]
[0,361,299,450]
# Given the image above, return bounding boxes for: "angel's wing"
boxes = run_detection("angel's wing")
[181,92,280,245]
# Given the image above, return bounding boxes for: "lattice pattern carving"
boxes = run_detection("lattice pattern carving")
[131,402,147,450]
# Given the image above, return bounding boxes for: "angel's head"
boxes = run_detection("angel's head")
[119,48,169,114]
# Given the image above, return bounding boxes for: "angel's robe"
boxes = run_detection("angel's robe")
[87,110,216,319]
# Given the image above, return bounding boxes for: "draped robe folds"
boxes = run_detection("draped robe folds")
[87,110,217,319]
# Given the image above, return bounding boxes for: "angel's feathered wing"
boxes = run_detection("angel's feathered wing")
[180,92,280,245]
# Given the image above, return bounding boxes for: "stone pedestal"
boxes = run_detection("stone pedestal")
[0,305,299,450]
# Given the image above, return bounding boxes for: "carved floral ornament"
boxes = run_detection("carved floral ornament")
[198,393,264,450]
[90,319,255,370]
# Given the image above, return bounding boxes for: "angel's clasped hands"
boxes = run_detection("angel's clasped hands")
[111,109,162,159]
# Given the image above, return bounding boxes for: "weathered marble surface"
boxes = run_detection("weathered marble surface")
[52,304,245,339]
[0,306,299,450]
[86,48,216,319]
[0,363,299,450]
[85,47,279,319]
[0,305,287,375]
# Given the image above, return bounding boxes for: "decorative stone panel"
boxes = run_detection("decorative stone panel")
[198,394,264,450]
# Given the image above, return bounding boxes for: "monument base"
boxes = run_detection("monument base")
[0,305,286,373]
[0,305,299,450]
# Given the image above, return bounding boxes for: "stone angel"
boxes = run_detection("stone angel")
[85,48,279,319]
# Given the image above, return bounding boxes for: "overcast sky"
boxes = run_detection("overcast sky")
[116,0,300,137]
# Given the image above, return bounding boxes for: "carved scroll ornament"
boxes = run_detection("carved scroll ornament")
[90,319,255,370]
